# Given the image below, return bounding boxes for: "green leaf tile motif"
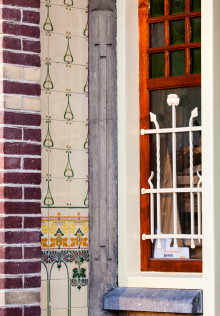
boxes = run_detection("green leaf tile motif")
[64,151,74,178]
[43,61,54,90]
[64,93,74,120]
[43,4,54,32]
[83,18,88,37]
[64,36,74,64]
[43,120,54,148]
[44,179,54,206]
[64,0,74,6]
[83,68,88,93]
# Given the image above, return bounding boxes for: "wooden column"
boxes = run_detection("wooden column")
[89,0,118,315]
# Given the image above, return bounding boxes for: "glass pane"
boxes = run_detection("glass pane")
[170,50,185,76]
[170,20,185,45]
[150,87,201,259]
[150,23,164,48]
[150,0,164,17]
[191,0,201,12]
[191,17,201,42]
[150,86,201,128]
[170,0,185,15]
[191,48,201,74]
[150,53,165,78]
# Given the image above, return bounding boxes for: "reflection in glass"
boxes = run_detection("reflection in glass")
[191,0,201,12]
[150,0,164,17]
[191,48,201,74]
[170,20,185,45]
[150,53,165,78]
[150,23,164,48]
[191,17,201,43]
[150,87,202,259]
[170,50,185,76]
[170,0,185,15]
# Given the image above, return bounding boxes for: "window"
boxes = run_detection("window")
[139,0,202,272]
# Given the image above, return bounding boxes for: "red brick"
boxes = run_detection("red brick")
[0,246,22,259]
[3,172,41,185]
[3,112,41,126]
[23,39,40,53]
[24,246,41,259]
[24,216,41,228]
[23,10,40,25]
[0,186,22,199]
[2,21,40,38]
[23,158,41,170]
[0,216,22,229]
[1,261,41,274]
[4,127,22,140]
[24,306,40,316]
[0,36,21,50]
[24,275,40,288]
[3,142,41,155]
[0,0,40,8]
[0,277,22,289]
[1,8,21,22]
[4,157,21,170]
[2,80,41,96]
[3,51,40,67]
[1,201,41,214]
[24,187,41,200]
[5,231,41,244]
[0,308,22,316]
[23,128,41,142]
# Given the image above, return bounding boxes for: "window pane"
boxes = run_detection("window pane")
[191,0,201,12]
[191,48,201,74]
[191,17,201,42]
[150,23,164,48]
[150,53,165,78]
[170,20,185,45]
[170,0,185,15]
[150,0,164,17]
[170,50,185,76]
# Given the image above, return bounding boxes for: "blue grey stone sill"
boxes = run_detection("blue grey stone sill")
[103,287,203,314]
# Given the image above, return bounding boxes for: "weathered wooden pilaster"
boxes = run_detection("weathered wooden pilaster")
[89,0,118,315]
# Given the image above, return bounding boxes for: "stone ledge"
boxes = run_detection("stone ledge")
[103,287,203,314]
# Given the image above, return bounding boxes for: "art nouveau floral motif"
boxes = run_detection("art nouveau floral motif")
[41,0,88,314]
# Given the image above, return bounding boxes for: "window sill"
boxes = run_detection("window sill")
[103,287,203,314]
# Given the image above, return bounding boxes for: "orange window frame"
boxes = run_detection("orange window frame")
[139,0,202,272]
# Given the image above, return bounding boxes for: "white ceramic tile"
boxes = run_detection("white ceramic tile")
[49,121,68,149]
[69,8,88,37]
[42,148,49,177]
[50,4,69,35]
[74,0,88,10]
[50,261,69,280]
[50,279,69,309]
[70,307,88,316]
[71,285,88,308]
[40,3,48,31]
[49,33,68,64]
[69,36,88,65]
[69,150,88,179]
[41,310,47,316]
[68,65,87,94]
[68,122,88,150]
[41,280,48,310]
[40,32,49,61]
[41,90,49,119]
[50,62,68,92]
[50,178,69,206]
[49,149,67,178]
[48,92,88,122]
[68,179,88,207]
[51,309,69,316]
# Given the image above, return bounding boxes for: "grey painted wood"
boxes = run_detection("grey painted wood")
[88,0,118,315]
[103,287,203,314]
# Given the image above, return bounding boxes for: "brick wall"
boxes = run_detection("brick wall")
[0,0,41,315]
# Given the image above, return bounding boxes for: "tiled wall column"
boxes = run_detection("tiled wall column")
[0,0,41,315]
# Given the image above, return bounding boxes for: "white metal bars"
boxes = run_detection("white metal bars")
[141,94,202,248]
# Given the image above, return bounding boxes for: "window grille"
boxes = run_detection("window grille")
[141,94,202,249]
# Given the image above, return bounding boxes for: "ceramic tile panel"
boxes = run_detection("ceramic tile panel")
[41,0,88,312]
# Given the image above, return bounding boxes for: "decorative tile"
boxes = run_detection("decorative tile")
[68,65,88,94]
[50,5,69,35]
[74,0,88,10]
[41,90,49,119]
[68,122,88,150]
[68,8,88,37]
[40,280,48,310]
[47,178,69,207]
[49,121,68,149]
[49,62,68,92]
[68,179,88,207]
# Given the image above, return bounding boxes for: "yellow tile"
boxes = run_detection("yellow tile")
[50,279,69,309]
